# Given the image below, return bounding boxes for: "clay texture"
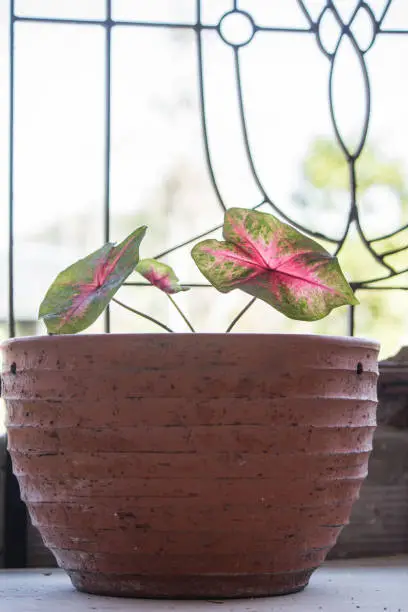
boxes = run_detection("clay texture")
[2,334,379,598]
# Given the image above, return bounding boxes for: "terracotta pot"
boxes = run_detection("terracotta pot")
[2,334,379,598]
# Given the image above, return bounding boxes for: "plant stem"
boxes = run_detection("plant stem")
[112,298,174,333]
[167,294,195,332]
[226,297,256,333]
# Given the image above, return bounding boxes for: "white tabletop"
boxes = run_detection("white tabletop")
[0,557,407,612]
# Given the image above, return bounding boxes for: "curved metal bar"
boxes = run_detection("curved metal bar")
[233,47,339,243]
[315,6,336,60]
[352,160,395,272]
[369,222,408,243]
[334,159,357,257]
[167,294,195,332]
[378,244,408,257]
[326,2,371,158]
[354,215,395,274]
[232,48,269,202]
[358,2,378,54]
[196,0,227,212]
[325,8,392,281]
[328,33,352,160]
[326,32,355,258]
[295,0,316,27]
[357,285,408,290]
[347,38,371,160]
[154,221,224,259]
[347,0,365,27]
[217,10,256,48]
[378,0,394,27]
[352,266,408,287]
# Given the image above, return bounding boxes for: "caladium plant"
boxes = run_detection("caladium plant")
[39,207,357,334]
[39,235,190,334]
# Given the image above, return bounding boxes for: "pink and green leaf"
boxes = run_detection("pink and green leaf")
[191,208,358,321]
[136,259,189,294]
[39,226,147,334]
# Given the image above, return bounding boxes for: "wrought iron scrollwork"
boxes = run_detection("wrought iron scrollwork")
[8,0,408,339]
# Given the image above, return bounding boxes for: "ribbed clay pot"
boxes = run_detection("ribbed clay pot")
[2,334,379,598]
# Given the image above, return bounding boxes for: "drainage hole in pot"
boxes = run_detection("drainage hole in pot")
[10,362,17,375]
[356,362,363,376]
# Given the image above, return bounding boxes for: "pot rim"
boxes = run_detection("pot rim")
[1,333,380,351]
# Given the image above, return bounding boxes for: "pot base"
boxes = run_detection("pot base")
[68,569,314,599]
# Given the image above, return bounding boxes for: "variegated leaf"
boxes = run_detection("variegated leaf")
[136,259,189,294]
[39,226,147,334]
[191,208,358,321]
